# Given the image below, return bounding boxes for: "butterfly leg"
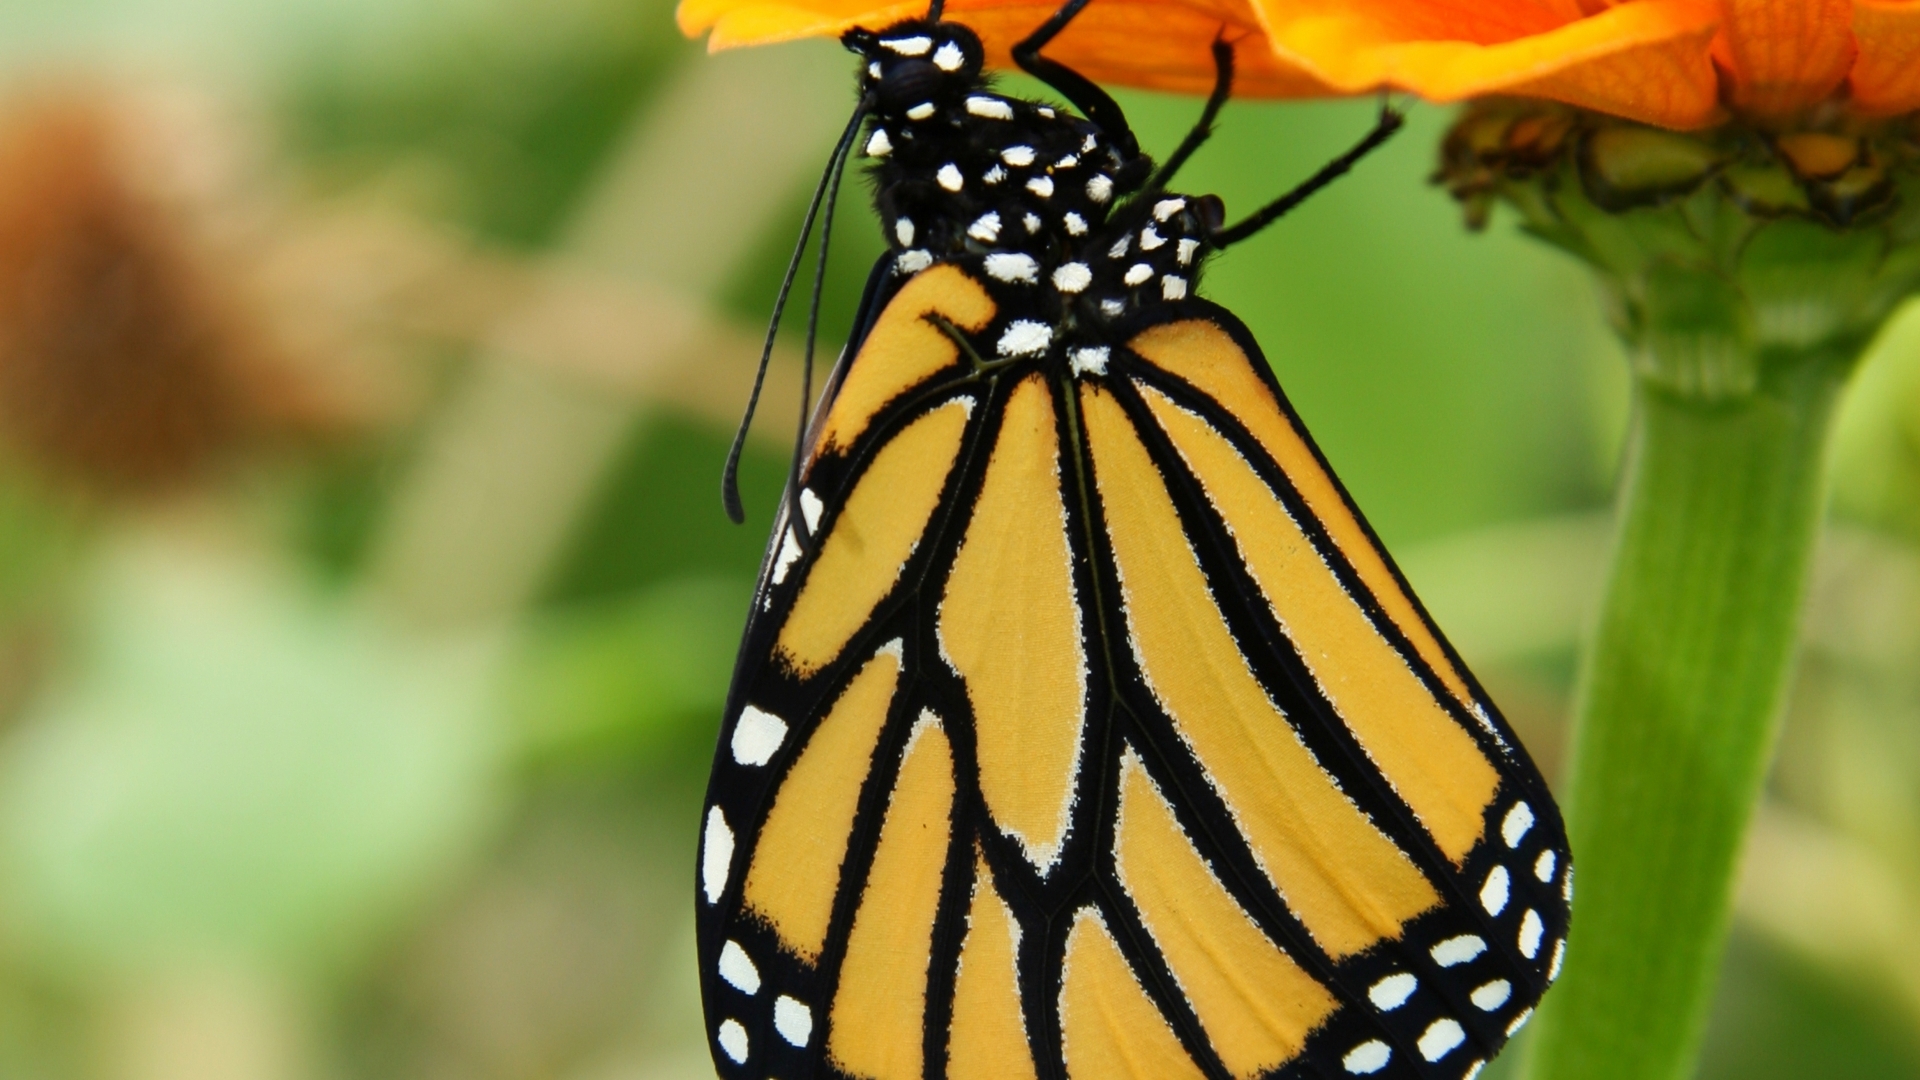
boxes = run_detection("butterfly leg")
[1210,97,1405,248]
[1144,36,1234,196]
[1011,0,1142,162]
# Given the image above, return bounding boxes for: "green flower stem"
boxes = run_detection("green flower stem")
[1522,347,1853,1080]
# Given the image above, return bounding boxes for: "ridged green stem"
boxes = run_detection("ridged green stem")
[1520,347,1852,1080]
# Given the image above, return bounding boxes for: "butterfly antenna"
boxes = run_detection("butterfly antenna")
[783,103,860,549]
[722,100,871,524]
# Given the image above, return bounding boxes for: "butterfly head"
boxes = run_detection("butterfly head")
[844,21,986,114]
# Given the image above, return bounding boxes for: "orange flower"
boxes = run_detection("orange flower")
[679,0,1920,129]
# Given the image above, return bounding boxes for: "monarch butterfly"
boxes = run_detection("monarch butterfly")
[698,3,1570,1077]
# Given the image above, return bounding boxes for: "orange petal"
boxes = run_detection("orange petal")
[1712,0,1857,117]
[680,0,1339,96]
[1255,0,1723,128]
[1850,0,1920,115]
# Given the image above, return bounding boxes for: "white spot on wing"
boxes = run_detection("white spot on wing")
[1503,801,1535,848]
[774,996,813,1046]
[1099,299,1124,316]
[1344,1040,1391,1074]
[1519,909,1544,958]
[1536,849,1558,883]
[1465,1062,1486,1080]
[1482,865,1510,915]
[702,807,734,904]
[866,128,893,157]
[1023,212,1041,233]
[881,34,932,55]
[1431,934,1486,967]
[1063,211,1087,235]
[1069,346,1108,377]
[716,1019,748,1063]
[1026,175,1054,197]
[985,253,1040,284]
[1507,1008,1534,1037]
[1470,979,1511,1011]
[984,164,1006,184]
[1139,226,1165,250]
[770,527,802,585]
[1549,937,1566,981]
[1123,263,1152,286]
[1051,262,1091,293]
[718,940,760,993]
[966,95,1013,119]
[897,249,933,274]
[731,705,789,766]
[1001,145,1036,167]
[996,320,1051,357]
[1368,972,1416,1011]
[1108,235,1130,259]
[1056,154,1079,168]
[1419,1019,1465,1062]
[933,40,964,71]
[937,163,963,191]
[968,211,1001,242]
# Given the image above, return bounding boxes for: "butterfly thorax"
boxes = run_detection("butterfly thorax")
[847,21,1226,377]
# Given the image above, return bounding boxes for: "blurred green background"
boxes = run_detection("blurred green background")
[0,1,1914,1077]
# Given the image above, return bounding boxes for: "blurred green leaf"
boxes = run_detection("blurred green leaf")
[0,534,503,980]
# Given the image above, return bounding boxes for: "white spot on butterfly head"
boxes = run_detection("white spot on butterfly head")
[894,217,914,246]
[1086,174,1113,203]
[1026,175,1054,197]
[907,102,936,120]
[1161,275,1187,300]
[968,211,1001,242]
[1069,347,1108,377]
[984,253,1039,284]
[897,249,933,275]
[1369,972,1416,1011]
[716,1019,748,1063]
[1052,262,1092,293]
[1519,909,1544,958]
[1418,1019,1465,1061]
[866,128,893,157]
[1344,1040,1391,1074]
[1063,211,1088,235]
[966,95,1013,119]
[731,705,788,766]
[718,940,760,993]
[1536,849,1558,883]
[933,40,964,71]
[997,320,1052,357]
[1176,237,1200,264]
[937,163,963,191]
[1470,979,1511,1011]
[881,35,931,55]
[702,807,734,904]
[1002,145,1036,167]
[1153,197,1188,221]
[1431,934,1486,967]
[1482,865,1510,916]
[774,996,813,1046]
[1139,226,1165,250]
[1503,801,1535,848]
[1123,263,1152,287]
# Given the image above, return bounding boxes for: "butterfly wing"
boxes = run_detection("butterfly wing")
[697,265,1569,1080]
